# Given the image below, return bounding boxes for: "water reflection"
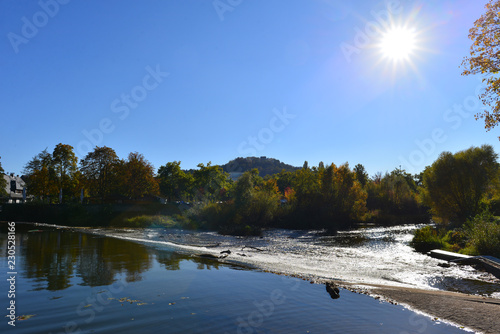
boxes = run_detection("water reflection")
[154,250,221,271]
[0,224,227,292]
[19,229,153,290]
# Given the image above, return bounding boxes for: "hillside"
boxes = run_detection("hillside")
[222,157,299,178]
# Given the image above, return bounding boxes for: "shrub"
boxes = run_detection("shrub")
[464,211,500,257]
[410,225,446,253]
[123,215,179,228]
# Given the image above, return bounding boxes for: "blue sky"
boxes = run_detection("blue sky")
[1,0,498,176]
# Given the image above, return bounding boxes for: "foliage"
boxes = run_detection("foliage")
[421,145,500,226]
[22,143,500,241]
[243,178,281,227]
[464,211,500,257]
[286,163,367,230]
[461,0,500,136]
[80,146,120,202]
[354,163,369,187]
[275,170,295,193]
[22,145,81,203]
[157,161,194,202]
[410,225,446,253]
[0,157,7,197]
[23,148,57,202]
[52,144,79,200]
[118,152,159,200]
[412,210,500,257]
[193,169,279,234]
[192,162,231,201]
[123,215,180,228]
[367,168,426,224]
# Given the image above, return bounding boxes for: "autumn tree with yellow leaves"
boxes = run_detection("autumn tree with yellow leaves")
[461,0,500,136]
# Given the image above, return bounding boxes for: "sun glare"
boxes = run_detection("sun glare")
[380,27,417,62]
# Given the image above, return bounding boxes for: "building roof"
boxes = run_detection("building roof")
[3,174,26,198]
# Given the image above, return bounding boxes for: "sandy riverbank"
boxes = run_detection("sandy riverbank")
[367,285,500,334]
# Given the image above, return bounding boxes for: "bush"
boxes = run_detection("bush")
[123,215,178,228]
[464,211,500,257]
[410,225,446,253]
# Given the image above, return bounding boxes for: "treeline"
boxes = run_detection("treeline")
[6,143,429,234]
[4,144,500,256]
[410,145,500,257]
[19,145,159,204]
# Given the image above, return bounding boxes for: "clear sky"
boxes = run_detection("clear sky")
[1,0,498,177]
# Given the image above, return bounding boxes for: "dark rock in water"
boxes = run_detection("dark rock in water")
[438,262,451,268]
[326,282,340,299]
[198,254,219,259]
[198,252,230,259]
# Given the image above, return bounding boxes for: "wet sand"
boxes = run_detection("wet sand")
[369,285,500,334]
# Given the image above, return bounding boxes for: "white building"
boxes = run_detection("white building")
[2,174,26,203]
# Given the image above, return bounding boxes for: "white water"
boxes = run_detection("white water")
[89,224,500,297]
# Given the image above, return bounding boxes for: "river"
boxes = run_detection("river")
[1,222,493,333]
[93,224,500,298]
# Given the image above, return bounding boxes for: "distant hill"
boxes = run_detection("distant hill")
[222,157,299,178]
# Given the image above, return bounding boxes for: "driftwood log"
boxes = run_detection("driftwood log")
[326,282,340,299]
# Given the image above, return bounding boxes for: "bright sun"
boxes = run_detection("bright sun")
[380,26,417,61]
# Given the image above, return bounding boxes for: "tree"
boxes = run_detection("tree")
[157,161,194,202]
[289,163,367,229]
[229,169,280,227]
[0,156,7,197]
[422,145,500,225]
[192,162,231,201]
[367,168,421,218]
[80,146,120,202]
[461,0,500,136]
[23,148,57,202]
[322,163,367,224]
[275,170,295,193]
[354,163,369,187]
[119,152,159,200]
[52,143,79,201]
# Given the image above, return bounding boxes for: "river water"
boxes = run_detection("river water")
[95,224,500,298]
[0,223,473,333]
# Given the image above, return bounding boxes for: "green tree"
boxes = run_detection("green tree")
[292,166,320,215]
[52,143,79,202]
[23,149,57,202]
[80,146,120,202]
[0,156,7,197]
[119,152,159,200]
[192,162,231,201]
[157,161,194,202]
[461,0,500,136]
[422,145,500,225]
[321,163,367,225]
[275,170,295,193]
[288,163,367,230]
[354,163,369,187]
[232,169,260,207]
[230,169,280,227]
[367,168,422,220]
